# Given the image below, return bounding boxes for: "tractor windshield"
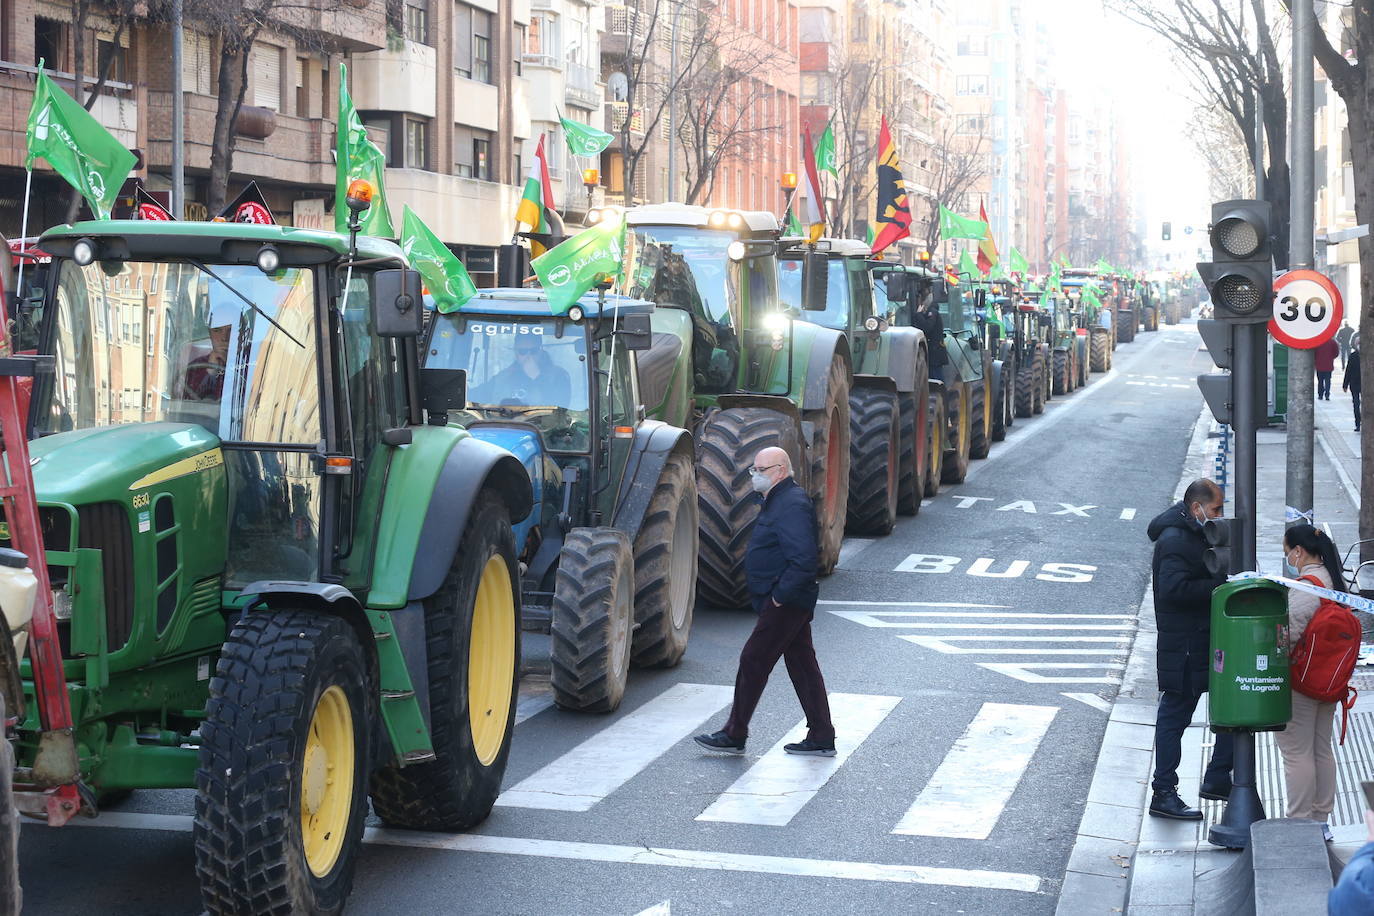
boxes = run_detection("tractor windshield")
[777,256,849,330]
[35,258,319,443]
[428,315,592,452]
[626,226,734,328]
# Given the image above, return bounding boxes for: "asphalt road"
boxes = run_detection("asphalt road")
[18,320,1215,915]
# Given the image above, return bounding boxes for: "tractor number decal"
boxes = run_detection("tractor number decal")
[131,492,151,510]
[128,448,226,491]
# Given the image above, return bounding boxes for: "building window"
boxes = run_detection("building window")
[405,0,429,44]
[957,115,986,136]
[514,23,526,76]
[295,57,309,116]
[957,34,987,56]
[955,75,986,96]
[97,39,127,83]
[254,43,283,111]
[34,18,64,69]
[405,118,429,170]
[183,32,214,94]
[364,118,393,166]
[455,125,494,179]
[454,2,494,84]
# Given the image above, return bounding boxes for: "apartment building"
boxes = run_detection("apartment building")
[1314,3,1359,308]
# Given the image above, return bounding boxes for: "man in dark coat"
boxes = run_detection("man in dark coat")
[1344,344,1362,432]
[1146,478,1232,819]
[1316,337,1340,400]
[695,447,835,757]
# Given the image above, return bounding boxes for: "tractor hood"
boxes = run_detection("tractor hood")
[463,423,562,555]
[30,422,224,504]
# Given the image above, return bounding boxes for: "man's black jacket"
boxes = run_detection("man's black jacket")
[1148,501,1225,694]
[746,476,820,612]
[1345,350,1361,393]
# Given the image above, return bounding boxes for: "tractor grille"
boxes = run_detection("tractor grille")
[77,503,136,651]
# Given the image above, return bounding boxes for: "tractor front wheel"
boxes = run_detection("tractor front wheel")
[1015,360,1036,418]
[196,612,372,916]
[941,385,972,484]
[1090,329,1110,372]
[369,494,520,830]
[550,528,635,712]
[924,389,945,497]
[989,362,1007,442]
[0,694,18,916]
[1053,350,1070,396]
[631,449,698,668]
[804,353,852,575]
[969,376,990,460]
[896,348,930,516]
[1032,354,1047,415]
[847,386,900,536]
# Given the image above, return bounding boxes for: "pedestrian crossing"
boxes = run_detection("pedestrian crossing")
[505,682,1066,843]
[823,602,1135,686]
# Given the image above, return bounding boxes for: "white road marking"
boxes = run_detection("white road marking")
[1061,692,1113,713]
[635,902,671,916]
[66,811,1044,892]
[891,622,1132,630]
[836,538,875,568]
[496,683,733,811]
[828,610,1129,628]
[978,662,1125,684]
[1120,508,1137,520]
[893,703,1058,839]
[696,693,901,827]
[515,692,554,725]
[817,600,1013,608]
[901,636,1126,655]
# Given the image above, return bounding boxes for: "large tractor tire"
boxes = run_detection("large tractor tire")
[1144,306,1159,332]
[696,407,803,608]
[989,362,1007,442]
[1076,339,1090,388]
[0,695,18,916]
[1014,360,1036,418]
[1117,310,1136,343]
[1165,302,1180,325]
[1031,354,1046,415]
[804,353,852,576]
[368,495,519,829]
[896,348,930,516]
[969,376,991,460]
[1002,357,1016,432]
[924,389,945,497]
[941,384,971,484]
[196,612,373,916]
[1052,350,1070,396]
[1041,346,1054,404]
[846,387,900,536]
[550,528,634,712]
[630,450,697,669]
[1090,329,1110,372]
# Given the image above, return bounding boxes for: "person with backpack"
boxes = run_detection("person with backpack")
[1278,525,1354,841]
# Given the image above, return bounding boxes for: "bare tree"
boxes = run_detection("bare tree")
[821,50,885,239]
[1192,100,1254,201]
[1111,0,1291,267]
[920,120,989,253]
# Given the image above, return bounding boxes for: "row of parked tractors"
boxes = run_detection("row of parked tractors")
[0,206,1178,914]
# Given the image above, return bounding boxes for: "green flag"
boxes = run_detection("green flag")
[1008,248,1029,274]
[1048,263,1063,294]
[816,120,838,176]
[938,205,987,241]
[989,260,1007,281]
[1039,287,1051,308]
[335,63,394,237]
[25,63,135,220]
[1093,257,1113,274]
[1081,285,1104,311]
[532,217,627,315]
[401,206,476,314]
[865,223,876,247]
[784,206,803,236]
[561,117,614,158]
[958,248,979,278]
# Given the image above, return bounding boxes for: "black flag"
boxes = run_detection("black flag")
[217,181,276,224]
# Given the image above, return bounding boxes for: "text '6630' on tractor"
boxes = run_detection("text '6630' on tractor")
[0,214,536,915]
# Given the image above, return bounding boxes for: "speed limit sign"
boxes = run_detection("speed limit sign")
[1269,269,1344,349]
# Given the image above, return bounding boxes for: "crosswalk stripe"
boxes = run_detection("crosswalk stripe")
[496,682,734,812]
[901,635,1124,655]
[696,693,902,827]
[893,702,1058,839]
[979,662,1125,684]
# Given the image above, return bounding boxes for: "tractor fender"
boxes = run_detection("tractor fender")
[237,581,378,685]
[927,377,946,397]
[852,374,898,394]
[610,420,693,543]
[797,325,852,412]
[874,326,925,393]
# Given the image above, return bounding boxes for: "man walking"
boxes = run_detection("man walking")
[1345,343,1362,432]
[1336,320,1355,370]
[695,447,835,757]
[1146,479,1233,819]
[1316,336,1340,400]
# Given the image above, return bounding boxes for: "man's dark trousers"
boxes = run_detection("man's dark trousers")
[1151,676,1235,792]
[723,599,834,742]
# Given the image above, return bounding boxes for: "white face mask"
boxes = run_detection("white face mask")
[750,470,773,493]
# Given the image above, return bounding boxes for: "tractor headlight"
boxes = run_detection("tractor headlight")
[586,208,603,225]
[72,238,98,267]
[708,210,729,228]
[255,245,281,274]
[864,316,881,332]
[727,241,746,262]
[763,312,789,349]
[52,589,72,621]
[568,305,586,322]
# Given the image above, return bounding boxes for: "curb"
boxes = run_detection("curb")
[1054,406,1214,916]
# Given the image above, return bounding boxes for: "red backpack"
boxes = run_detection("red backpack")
[1290,575,1361,742]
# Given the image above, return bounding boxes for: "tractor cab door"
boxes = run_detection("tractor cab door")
[845,258,880,375]
[593,336,638,521]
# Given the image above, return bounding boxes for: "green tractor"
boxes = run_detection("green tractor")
[1005,289,1053,418]
[424,290,698,711]
[601,203,852,609]
[1062,271,1114,372]
[1111,274,1139,344]
[969,280,1016,442]
[1045,290,1089,394]
[5,219,533,914]
[772,240,932,536]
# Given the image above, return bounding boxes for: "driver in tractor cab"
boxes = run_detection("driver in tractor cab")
[475,333,572,406]
[912,285,947,373]
[178,323,232,401]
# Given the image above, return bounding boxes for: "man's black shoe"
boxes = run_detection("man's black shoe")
[694,730,745,755]
[1149,788,1203,820]
[784,738,836,757]
[1198,780,1232,801]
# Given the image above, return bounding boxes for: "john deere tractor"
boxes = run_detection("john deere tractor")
[3,218,534,915]
[774,240,931,536]
[1062,271,1114,373]
[596,203,852,609]
[424,290,697,711]
[1007,290,1052,417]
[1045,290,1086,395]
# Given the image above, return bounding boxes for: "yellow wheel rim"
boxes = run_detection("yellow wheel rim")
[469,553,515,766]
[301,684,355,878]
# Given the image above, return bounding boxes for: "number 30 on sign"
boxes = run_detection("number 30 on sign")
[1269,269,1344,349]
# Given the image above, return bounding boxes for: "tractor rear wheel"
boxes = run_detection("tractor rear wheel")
[550,528,634,712]
[804,353,852,575]
[1014,360,1036,418]
[896,348,930,516]
[1090,329,1110,372]
[196,612,371,916]
[695,407,803,608]
[368,494,519,830]
[1002,358,1016,430]
[924,389,945,497]
[631,449,697,669]
[1118,311,1136,343]
[989,362,1007,442]
[847,387,900,536]
[941,385,971,484]
[1032,354,1046,415]
[1052,350,1070,395]
[1077,340,1090,387]
[1144,306,1158,331]
[0,695,18,916]
[969,377,990,460]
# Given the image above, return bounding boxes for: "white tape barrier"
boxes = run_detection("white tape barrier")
[1229,571,1374,614]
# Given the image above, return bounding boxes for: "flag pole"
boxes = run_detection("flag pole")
[15,167,33,306]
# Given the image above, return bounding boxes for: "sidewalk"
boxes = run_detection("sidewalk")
[1057,384,1374,916]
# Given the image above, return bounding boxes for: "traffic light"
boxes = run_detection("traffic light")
[1162,221,1172,241]
[1203,517,1242,576]
[1196,318,1233,425]
[1196,199,1273,323]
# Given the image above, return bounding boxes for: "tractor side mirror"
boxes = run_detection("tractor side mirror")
[882,271,910,303]
[616,312,653,350]
[373,268,424,337]
[420,367,467,426]
[802,250,828,311]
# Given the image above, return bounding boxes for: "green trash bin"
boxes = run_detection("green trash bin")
[1208,579,1291,730]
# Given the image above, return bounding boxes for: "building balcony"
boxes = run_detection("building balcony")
[385,168,523,247]
[271,0,386,53]
[605,101,643,136]
[351,40,437,119]
[565,62,600,110]
[602,5,647,58]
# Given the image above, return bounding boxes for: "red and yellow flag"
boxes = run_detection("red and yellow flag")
[800,123,826,242]
[977,202,999,276]
[871,116,912,256]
